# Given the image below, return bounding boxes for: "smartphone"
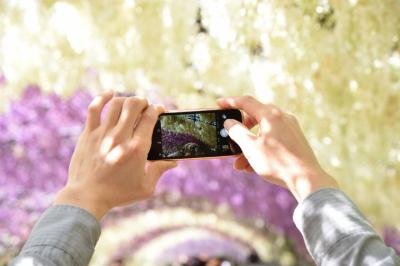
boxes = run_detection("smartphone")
[147,109,243,160]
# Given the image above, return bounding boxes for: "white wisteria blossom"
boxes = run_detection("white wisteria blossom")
[0,0,399,231]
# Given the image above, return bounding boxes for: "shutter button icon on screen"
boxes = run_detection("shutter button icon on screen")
[220,128,228,138]
[220,114,229,137]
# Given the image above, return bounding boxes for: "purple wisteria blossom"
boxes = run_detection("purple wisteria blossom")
[0,86,304,259]
[0,86,92,253]
[161,129,211,156]
[157,159,303,252]
[1,86,399,263]
[0,73,5,86]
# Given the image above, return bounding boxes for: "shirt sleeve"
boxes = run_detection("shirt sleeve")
[293,188,400,266]
[9,205,101,266]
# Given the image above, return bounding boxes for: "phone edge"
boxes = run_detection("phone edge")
[148,108,244,161]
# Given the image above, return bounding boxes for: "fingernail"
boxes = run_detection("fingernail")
[224,119,236,129]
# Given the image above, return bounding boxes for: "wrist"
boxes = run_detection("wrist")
[54,186,109,220]
[286,168,338,203]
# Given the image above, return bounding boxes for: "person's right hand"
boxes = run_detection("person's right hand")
[217,96,338,202]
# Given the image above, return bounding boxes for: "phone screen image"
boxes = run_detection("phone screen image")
[148,109,242,160]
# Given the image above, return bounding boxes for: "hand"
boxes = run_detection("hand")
[217,96,338,202]
[54,91,177,220]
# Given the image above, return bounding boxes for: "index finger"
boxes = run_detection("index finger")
[132,104,164,149]
[217,100,257,129]
[217,96,267,122]
[86,91,114,131]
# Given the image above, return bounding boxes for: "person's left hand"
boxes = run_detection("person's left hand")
[54,91,177,220]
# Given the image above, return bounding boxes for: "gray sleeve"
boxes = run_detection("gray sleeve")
[293,188,400,266]
[9,205,101,266]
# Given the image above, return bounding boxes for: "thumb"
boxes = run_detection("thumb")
[146,160,178,184]
[224,119,256,153]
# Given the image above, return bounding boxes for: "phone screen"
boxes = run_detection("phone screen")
[147,109,242,160]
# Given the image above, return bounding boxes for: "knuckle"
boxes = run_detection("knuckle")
[126,97,141,106]
[129,140,147,154]
[122,99,138,113]
[110,97,125,107]
[87,102,100,113]
[134,96,147,103]
[110,133,123,145]
[154,104,165,113]
[120,150,133,162]
[273,111,283,120]
[139,100,149,109]
[265,104,283,119]
[129,140,140,151]
[143,107,158,120]
[123,97,144,116]
[101,135,121,152]
[241,95,254,102]
[123,148,137,161]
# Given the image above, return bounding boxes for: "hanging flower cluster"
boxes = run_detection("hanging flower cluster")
[1,0,400,261]
[0,86,91,255]
[0,0,399,229]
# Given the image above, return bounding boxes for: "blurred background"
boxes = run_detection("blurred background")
[1,0,400,265]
